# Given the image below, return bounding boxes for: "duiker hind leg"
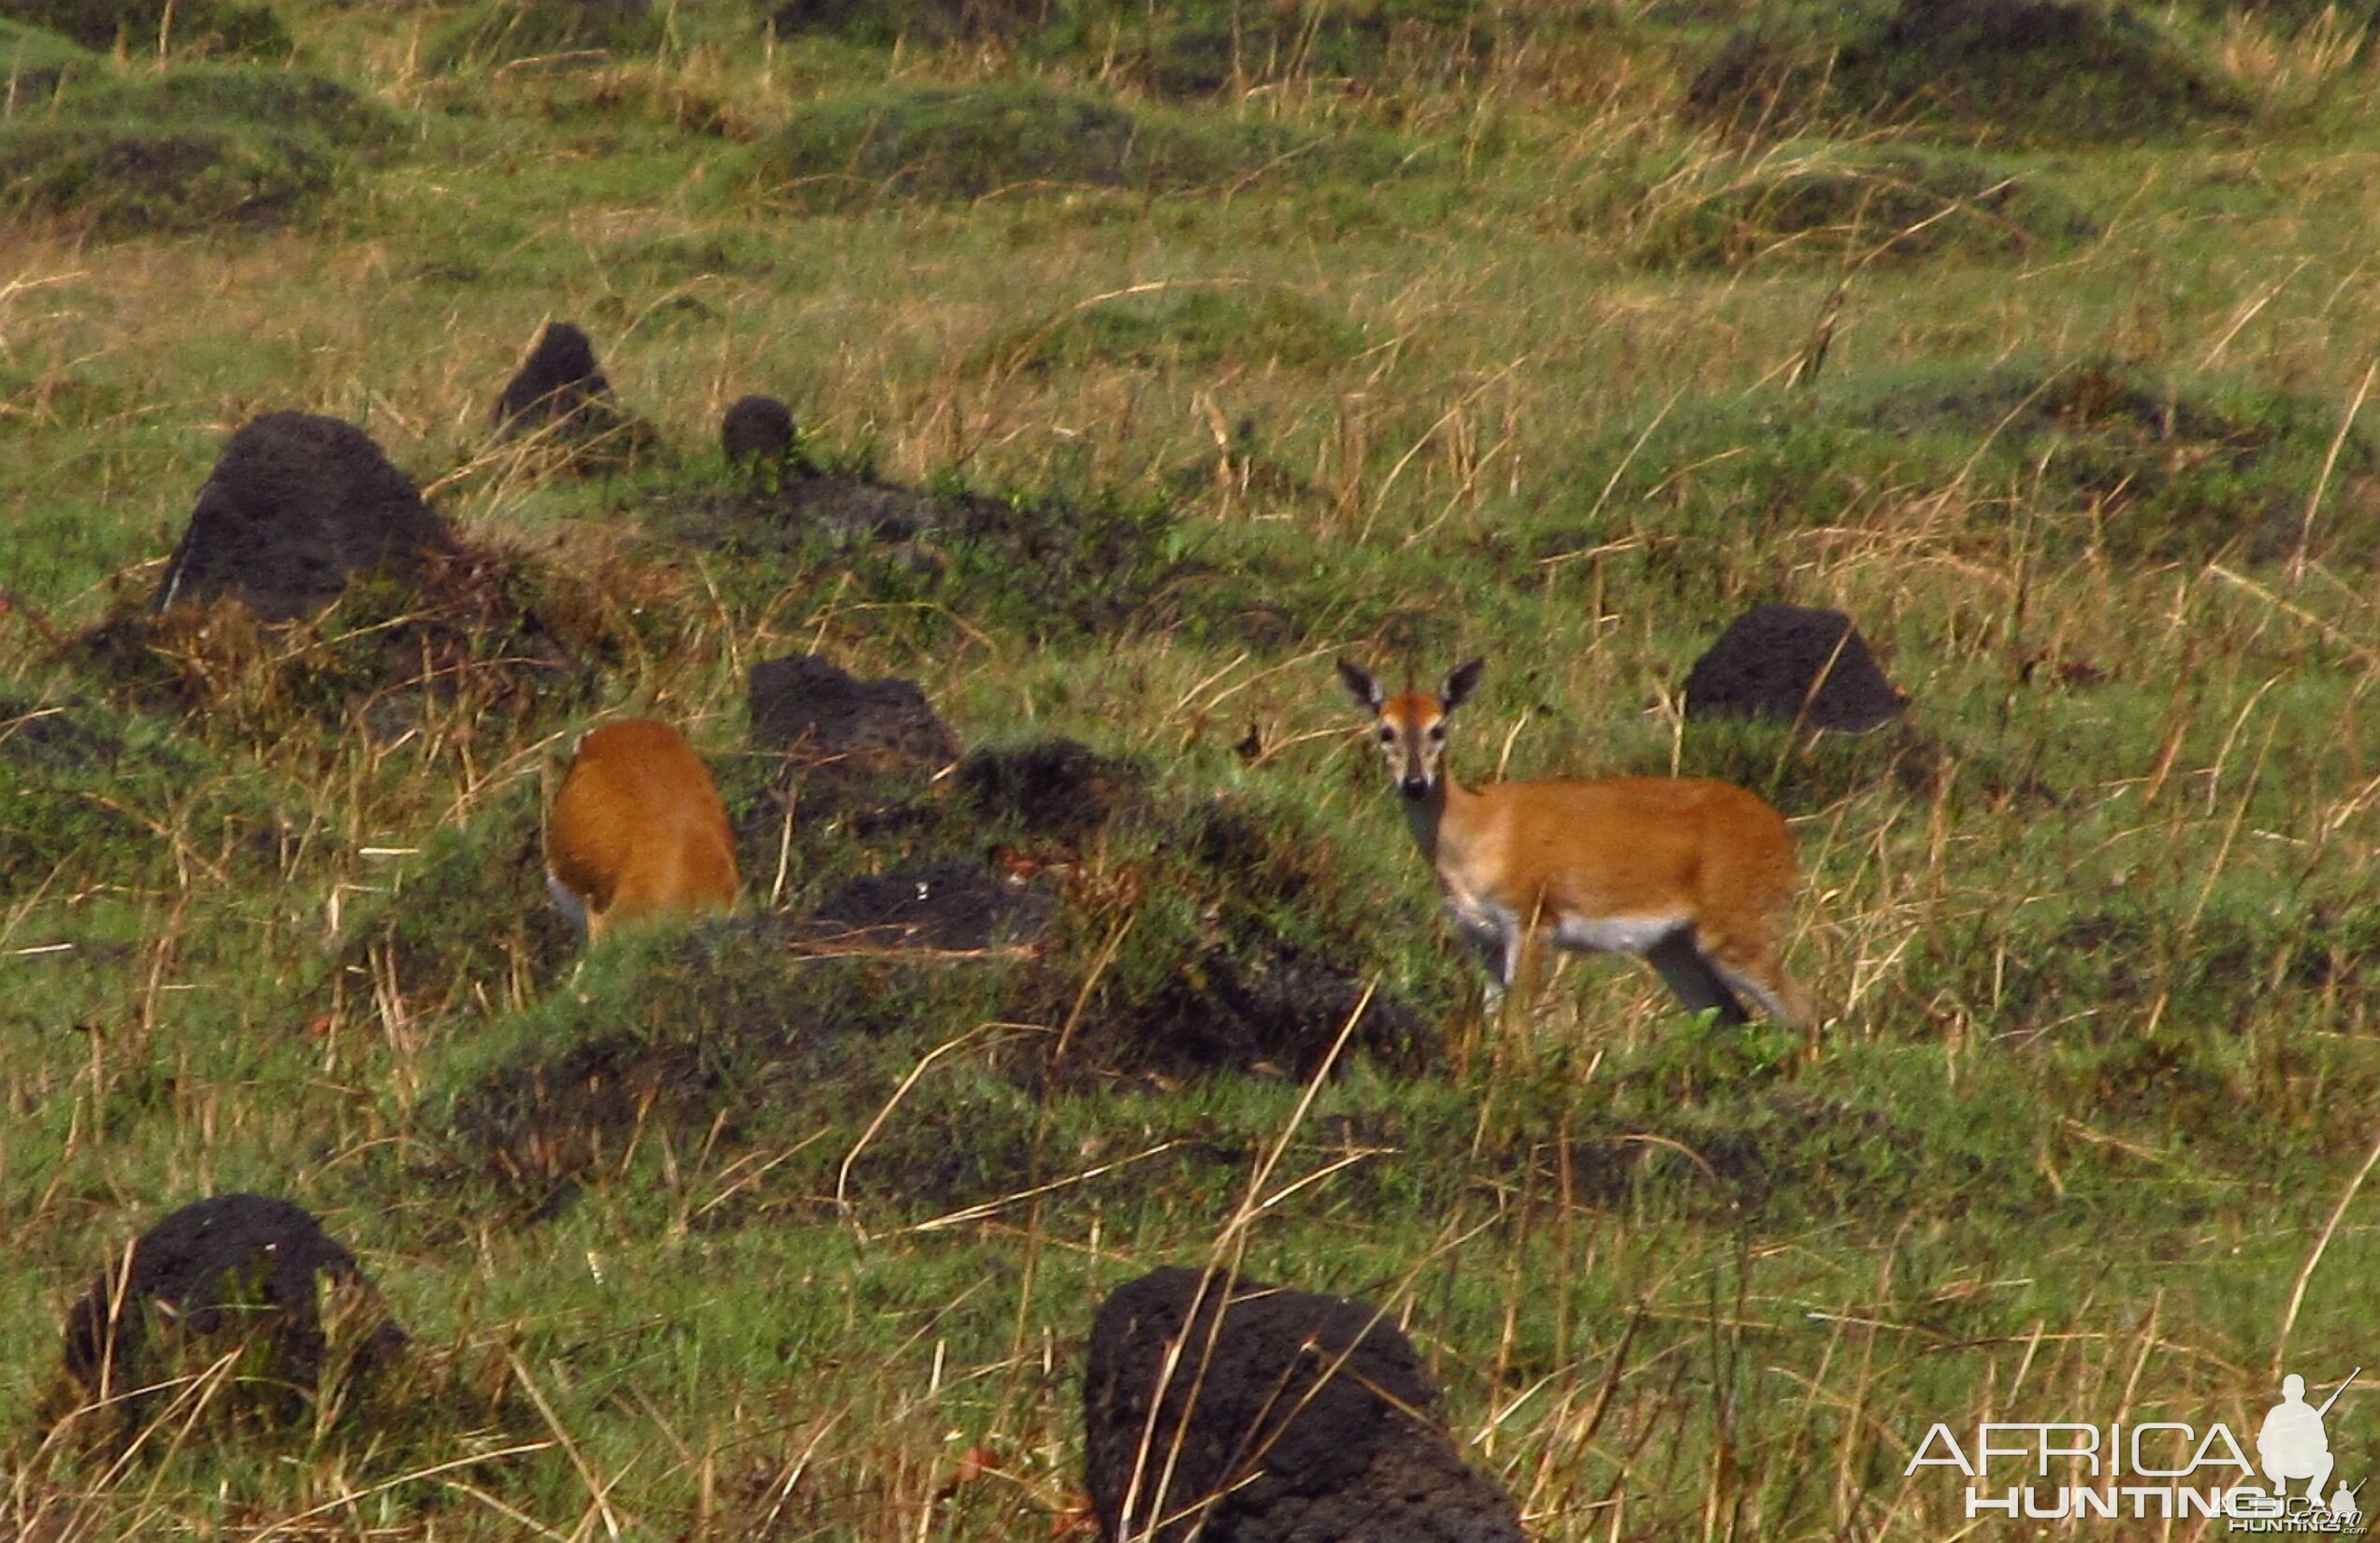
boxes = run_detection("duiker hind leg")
[1696,924,1814,1030]
[1644,930,1751,1025]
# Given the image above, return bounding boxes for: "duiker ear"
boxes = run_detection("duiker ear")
[1336,657,1384,712]
[1441,656,1486,712]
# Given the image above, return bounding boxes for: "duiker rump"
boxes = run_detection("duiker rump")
[546,718,739,942]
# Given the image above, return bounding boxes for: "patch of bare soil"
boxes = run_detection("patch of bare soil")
[748,652,959,811]
[955,737,1145,841]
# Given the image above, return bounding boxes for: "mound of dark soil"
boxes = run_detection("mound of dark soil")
[956,738,1144,841]
[1682,604,1905,732]
[60,1194,404,1436]
[1084,1266,1523,1543]
[796,858,1057,953]
[493,321,642,456]
[5,0,289,57]
[1096,941,1437,1082]
[749,653,959,806]
[721,394,796,472]
[1685,0,2250,147]
[428,0,662,69]
[154,411,453,622]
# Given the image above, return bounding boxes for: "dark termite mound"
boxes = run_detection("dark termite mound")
[493,320,641,454]
[1083,1266,1524,1543]
[1682,603,1906,732]
[721,394,797,472]
[56,1194,404,1440]
[748,652,959,808]
[153,411,454,622]
[955,737,1145,841]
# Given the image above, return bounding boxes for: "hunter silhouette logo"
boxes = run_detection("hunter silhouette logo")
[2261,1371,2351,1503]
[1905,1366,2367,1529]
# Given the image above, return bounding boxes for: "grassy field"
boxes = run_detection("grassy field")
[3,0,2378,1537]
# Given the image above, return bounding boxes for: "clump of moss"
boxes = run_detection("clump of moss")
[1634,143,2100,268]
[743,79,1420,209]
[426,0,665,70]
[1685,0,2252,147]
[0,0,289,59]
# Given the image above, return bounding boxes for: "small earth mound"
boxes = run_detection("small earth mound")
[746,79,1413,211]
[1682,604,1906,732]
[450,1032,719,1218]
[1083,1266,1525,1543]
[76,538,608,737]
[1095,941,1437,1082]
[1684,0,2249,147]
[955,738,1144,841]
[1637,144,2099,270]
[153,411,454,622]
[795,858,1057,954]
[7,0,289,57]
[56,1194,404,1440]
[748,653,959,807]
[0,119,339,232]
[721,394,796,472]
[493,320,642,457]
[63,64,405,153]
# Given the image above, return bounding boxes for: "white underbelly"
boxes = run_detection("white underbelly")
[1553,913,1690,955]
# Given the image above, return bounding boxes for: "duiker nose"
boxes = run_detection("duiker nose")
[1400,773,1432,799]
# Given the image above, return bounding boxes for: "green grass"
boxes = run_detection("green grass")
[1686,0,2257,147]
[0,0,290,59]
[740,78,1430,209]
[1,0,2377,1536]
[0,59,400,230]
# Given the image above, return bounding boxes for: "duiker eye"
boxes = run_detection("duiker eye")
[1427,725,1445,742]
[1378,727,1395,743]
